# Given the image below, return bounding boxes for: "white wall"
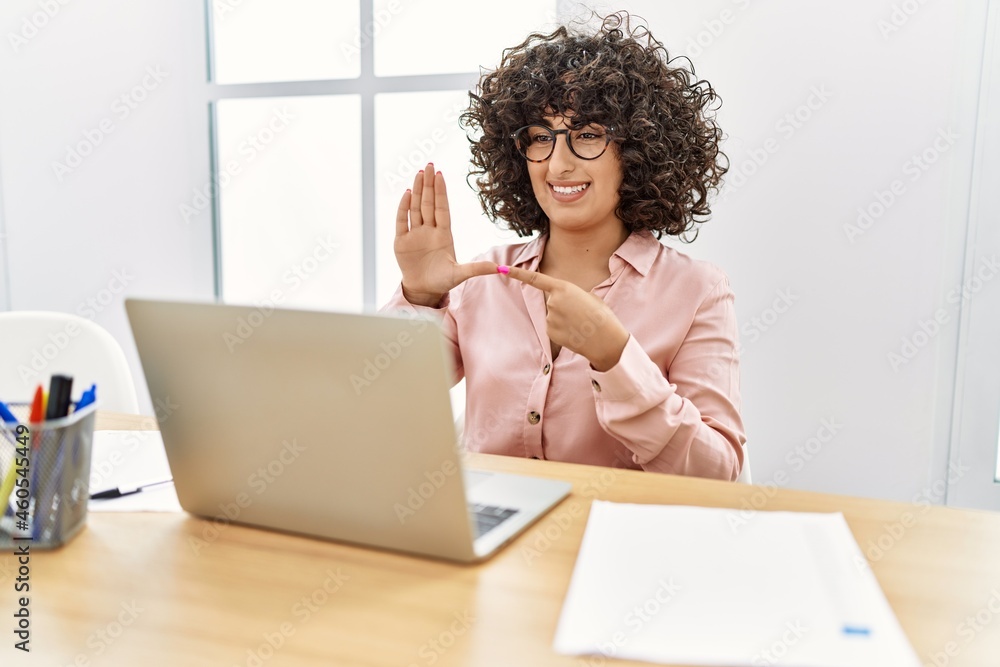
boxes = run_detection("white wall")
[0,1,994,505]
[0,0,215,414]
[576,0,988,503]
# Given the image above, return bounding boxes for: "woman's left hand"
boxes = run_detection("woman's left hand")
[502,266,630,372]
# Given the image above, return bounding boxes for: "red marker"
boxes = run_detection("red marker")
[29,385,44,448]
[26,385,45,538]
[28,385,44,425]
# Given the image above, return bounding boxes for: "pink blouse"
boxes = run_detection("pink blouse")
[381,229,746,481]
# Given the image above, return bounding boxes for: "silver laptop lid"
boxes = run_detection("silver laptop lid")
[126,298,477,561]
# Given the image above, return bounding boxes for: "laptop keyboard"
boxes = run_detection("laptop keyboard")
[469,503,520,538]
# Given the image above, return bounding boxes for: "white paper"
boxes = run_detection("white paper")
[88,431,181,512]
[553,501,920,667]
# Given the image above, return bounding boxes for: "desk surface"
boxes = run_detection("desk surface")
[1,412,998,666]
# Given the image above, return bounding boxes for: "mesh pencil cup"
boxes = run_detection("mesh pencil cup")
[0,402,97,549]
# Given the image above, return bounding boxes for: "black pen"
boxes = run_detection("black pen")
[89,478,174,500]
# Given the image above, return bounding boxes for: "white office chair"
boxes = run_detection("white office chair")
[0,311,139,413]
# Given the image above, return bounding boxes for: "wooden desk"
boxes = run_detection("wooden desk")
[1,412,998,666]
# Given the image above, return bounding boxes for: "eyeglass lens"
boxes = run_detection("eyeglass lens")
[514,125,609,161]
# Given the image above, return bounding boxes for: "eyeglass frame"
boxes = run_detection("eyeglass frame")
[510,124,617,162]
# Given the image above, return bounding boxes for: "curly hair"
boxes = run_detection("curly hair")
[460,11,728,241]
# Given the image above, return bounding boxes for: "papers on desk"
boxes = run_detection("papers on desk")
[553,501,920,667]
[88,431,182,512]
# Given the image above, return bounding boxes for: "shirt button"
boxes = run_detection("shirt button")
[592,380,601,392]
[527,411,541,425]
[543,363,551,375]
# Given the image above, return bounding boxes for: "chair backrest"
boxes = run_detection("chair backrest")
[736,443,752,484]
[0,311,139,413]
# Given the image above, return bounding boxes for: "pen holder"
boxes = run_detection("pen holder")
[0,402,97,550]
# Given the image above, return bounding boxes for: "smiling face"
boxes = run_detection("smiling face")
[526,114,624,236]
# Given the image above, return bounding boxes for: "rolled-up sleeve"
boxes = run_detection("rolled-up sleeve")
[590,277,746,481]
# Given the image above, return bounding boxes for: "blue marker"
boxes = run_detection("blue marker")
[75,384,97,411]
[0,401,18,425]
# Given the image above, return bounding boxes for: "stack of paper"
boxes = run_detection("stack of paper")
[553,501,920,667]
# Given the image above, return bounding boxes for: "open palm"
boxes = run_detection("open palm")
[394,164,495,305]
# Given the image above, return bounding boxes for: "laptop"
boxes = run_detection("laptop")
[125,298,571,562]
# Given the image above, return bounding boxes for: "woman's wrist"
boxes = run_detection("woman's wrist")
[588,329,630,373]
[401,284,446,308]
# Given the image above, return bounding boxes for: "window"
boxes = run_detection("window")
[946,1,1000,510]
[215,95,364,311]
[206,0,557,311]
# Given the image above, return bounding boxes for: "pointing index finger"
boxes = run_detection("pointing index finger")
[502,266,563,293]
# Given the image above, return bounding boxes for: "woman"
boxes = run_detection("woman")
[383,12,745,481]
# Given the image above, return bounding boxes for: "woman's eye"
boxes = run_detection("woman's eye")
[531,133,553,144]
[577,132,601,141]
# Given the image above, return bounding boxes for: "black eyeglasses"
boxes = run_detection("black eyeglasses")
[511,124,615,162]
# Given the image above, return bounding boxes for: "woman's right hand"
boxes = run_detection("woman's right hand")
[394,163,497,307]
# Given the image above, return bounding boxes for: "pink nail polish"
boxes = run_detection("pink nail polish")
[497,265,509,275]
